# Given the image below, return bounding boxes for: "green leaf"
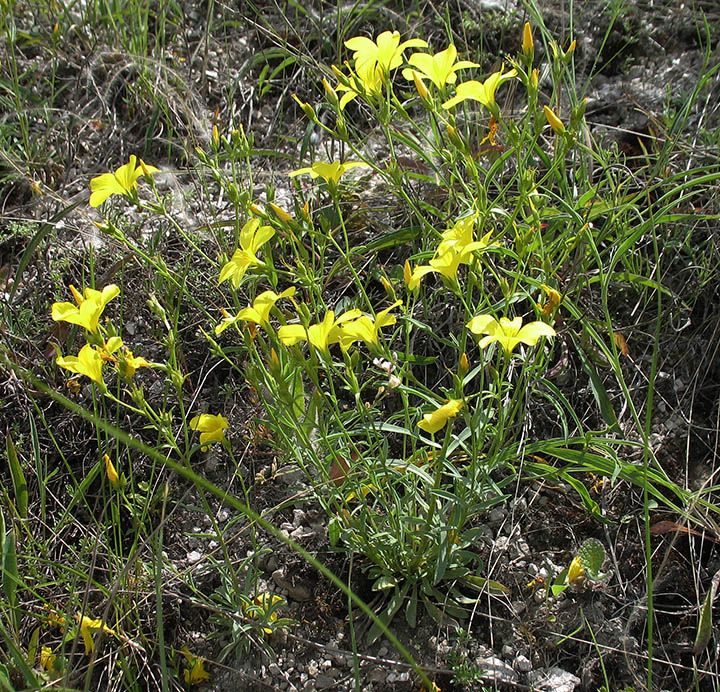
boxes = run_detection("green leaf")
[6,432,28,519]
[578,538,605,580]
[372,575,397,591]
[367,583,409,644]
[2,528,19,631]
[694,570,720,656]
[405,585,418,629]
[551,568,570,596]
[460,574,509,596]
[571,333,620,433]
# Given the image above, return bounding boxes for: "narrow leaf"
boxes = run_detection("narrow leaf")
[694,569,720,655]
[6,432,28,519]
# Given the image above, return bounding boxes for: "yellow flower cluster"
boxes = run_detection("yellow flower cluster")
[51,284,151,388]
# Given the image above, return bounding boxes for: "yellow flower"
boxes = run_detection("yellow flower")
[401,44,478,90]
[407,217,492,290]
[189,413,228,451]
[289,160,369,187]
[242,593,284,634]
[116,349,151,379]
[345,30,427,78]
[539,284,562,316]
[467,315,556,355]
[56,344,105,386]
[218,218,275,288]
[89,155,160,207]
[181,648,211,685]
[278,309,362,354]
[76,614,116,654]
[337,300,402,350]
[216,287,296,334]
[543,105,565,134]
[418,399,464,434]
[566,556,584,584]
[442,67,518,114]
[333,62,385,108]
[51,284,120,333]
[436,214,493,256]
[104,454,120,489]
[39,646,57,671]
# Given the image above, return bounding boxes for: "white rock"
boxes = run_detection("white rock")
[527,666,581,692]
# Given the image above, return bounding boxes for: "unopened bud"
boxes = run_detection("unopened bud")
[459,352,469,375]
[411,71,429,100]
[292,94,317,122]
[543,105,565,134]
[269,202,292,223]
[522,22,534,59]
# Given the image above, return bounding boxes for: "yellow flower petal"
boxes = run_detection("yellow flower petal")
[418,399,464,434]
[567,556,584,583]
[189,413,228,450]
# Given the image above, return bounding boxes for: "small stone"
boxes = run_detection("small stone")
[186,550,203,564]
[307,662,319,677]
[527,666,580,692]
[475,656,518,684]
[315,674,335,690]
[514,655,532,673]
[367,666,386,683]
[488,508,506,524]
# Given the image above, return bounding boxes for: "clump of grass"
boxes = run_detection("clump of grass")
[1,1,719,690]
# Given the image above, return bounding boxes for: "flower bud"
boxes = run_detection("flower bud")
[411,71,429,100]
[459,352,469,375]
[522,22,534,60]
[543,105,565,134]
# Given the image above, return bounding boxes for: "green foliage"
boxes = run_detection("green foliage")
[0,0,718,689]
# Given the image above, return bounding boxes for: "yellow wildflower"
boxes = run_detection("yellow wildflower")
[278,309,362,354]
[418,399,464,434]
[77,614,116,654]
[51,283,120,334]
[218,218,275,288]
[345,30,427,78]
[242,593,284,634]
[567,556,584,584]
[543,105,565,134]
[401,44,478,90]
[189,413,228,451]
[216,287,296,334]
[442,67,518,115]
[289,160,369,187]
[181,647,211,685]
[467,315,556,355]
[56,344,105,386]
[337,300,402,350]
[103,454,120,489]
[89,155,159,207]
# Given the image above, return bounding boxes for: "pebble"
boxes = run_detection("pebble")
[367,666,386,683]
[272,568,312,601]
[186,550,203,564]
[315,674,336,689]
[488,508,506,524]
[475,656,518,684]
[527,666,580,692]
[514,654,532,673]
